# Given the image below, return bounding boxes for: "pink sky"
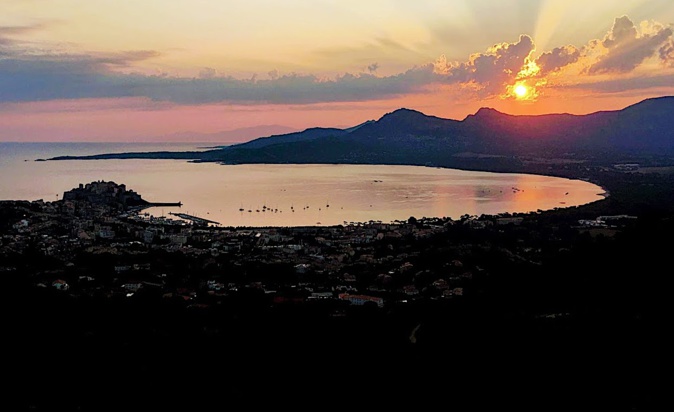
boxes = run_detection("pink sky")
[0,89,669,142]
[2,3,674,142]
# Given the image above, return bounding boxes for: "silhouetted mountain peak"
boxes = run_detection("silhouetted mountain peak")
[468,107,510,120]
[620,95,674,115]
[378,108,430,123]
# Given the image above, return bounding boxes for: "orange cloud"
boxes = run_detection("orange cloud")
[434,34,536,96]
[587,16,673,74]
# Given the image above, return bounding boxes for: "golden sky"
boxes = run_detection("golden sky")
[1,0,673,141]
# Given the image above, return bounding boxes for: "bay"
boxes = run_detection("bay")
[0,142,605,227]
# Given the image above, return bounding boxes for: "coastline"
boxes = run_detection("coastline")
[8,157,611,227]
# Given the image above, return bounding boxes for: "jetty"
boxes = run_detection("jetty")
[149,202,183,207]
[168,212,219,226]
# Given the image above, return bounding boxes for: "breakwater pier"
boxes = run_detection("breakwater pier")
[168,212,220,226]
[149,202,183,207]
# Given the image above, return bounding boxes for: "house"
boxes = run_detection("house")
[613,163,639,171]
[309,292,334,300]
[432,279,449,290]
[207,280,225,291]
[496,217,524,226]
[400,262,414,272]
[52,279,70,291]
[295,263,311,274]
[133,263,151,271]
[98,227,115,239]
[122,282,143,292]
[143,230,155,243]
[338,293,384,308]
[401,285,419,296]
[442,287,464,298]
[169,234,188,245]
[341,273,357,283]
[12,219,29,231]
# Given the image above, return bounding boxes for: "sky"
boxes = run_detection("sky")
[1,0,674,142]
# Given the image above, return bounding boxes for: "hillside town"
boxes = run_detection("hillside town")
[1,182,477,309]
[3,179,667,410]
[1,180,641,312]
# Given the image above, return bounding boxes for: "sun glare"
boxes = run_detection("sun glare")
[514,84,528,98]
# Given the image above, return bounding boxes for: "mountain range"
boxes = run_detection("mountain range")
[49,96,674,169]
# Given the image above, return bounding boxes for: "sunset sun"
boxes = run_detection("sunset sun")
[514,84,528,98]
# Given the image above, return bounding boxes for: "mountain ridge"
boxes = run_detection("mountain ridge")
[48,96,674,168]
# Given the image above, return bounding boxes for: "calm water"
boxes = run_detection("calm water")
[0,142,605,227]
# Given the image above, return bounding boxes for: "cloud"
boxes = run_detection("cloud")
[536,45,581,75]
[199,67,217,79]
[93,50,161,67]
[0,22,57,51]
[588,16,673,74]
[434,34,535,95]
[0,50,437,104]
[0,97,175,114]
[660,39,674,66]
[0,23,47,38]
[1,45,159,68]
[0,24,37,47]
[0,50,161,102]
[561,72,674,94]
[1,15,673,106]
